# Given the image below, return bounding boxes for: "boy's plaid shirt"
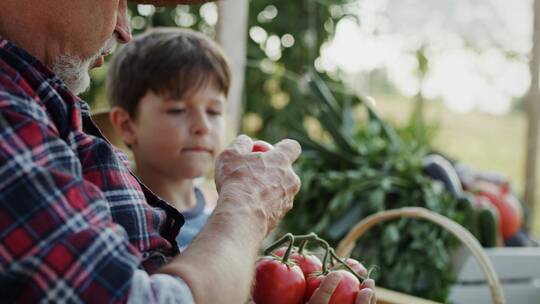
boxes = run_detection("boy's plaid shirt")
[0,37,184,302]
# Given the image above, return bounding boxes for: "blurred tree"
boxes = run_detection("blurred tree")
[242,0,357,141]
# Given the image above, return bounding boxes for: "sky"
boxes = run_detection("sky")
[320,0,534,115]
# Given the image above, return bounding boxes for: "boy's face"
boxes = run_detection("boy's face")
[129,81,226,180]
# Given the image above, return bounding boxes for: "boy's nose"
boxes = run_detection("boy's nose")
[191,114,211,135]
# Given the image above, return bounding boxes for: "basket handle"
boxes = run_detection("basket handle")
[335,207,505,304]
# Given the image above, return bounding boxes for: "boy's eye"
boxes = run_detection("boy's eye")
[207,109,222,116]
[167,109,186,114]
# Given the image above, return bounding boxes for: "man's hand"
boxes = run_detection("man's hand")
[215,135,302,235]
[308,272,376,304]
[160,136,301,303]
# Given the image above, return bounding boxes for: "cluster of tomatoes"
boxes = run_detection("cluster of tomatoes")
[252,233,371,304]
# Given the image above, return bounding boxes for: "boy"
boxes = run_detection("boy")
[107,28,228,250]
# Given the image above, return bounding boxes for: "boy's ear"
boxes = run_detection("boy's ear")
[109,107,137,147]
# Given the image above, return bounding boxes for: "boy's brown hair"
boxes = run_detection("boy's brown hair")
[107,27,231,117]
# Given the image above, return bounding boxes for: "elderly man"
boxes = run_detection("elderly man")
[0,0,374,303]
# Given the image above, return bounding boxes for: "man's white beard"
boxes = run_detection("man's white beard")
[51,38,116,95]
[51,54,93,95]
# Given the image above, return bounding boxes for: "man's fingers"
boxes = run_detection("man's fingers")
[361,279,375,290]
[346,259,368,277]
[273,139,301,163]
[228,134,253,155]
[308,272,341,304]
[359,279,376,304]
[355,288,374,304]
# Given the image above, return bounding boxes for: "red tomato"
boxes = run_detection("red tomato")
[499,182,510,195]
[252,256,306,304]
[477,190,523,238]
[305,270,360,304]
[252,142,271,152]
[331,258,367,277]
[305,273,324,302]
[274,247,323,277]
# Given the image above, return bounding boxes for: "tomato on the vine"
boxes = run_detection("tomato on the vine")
[305,272,324,302]
[331,258,367,277]
[305,270,360,304]
[274,246,323,277]
[252,233,371,304]
[252,256,306,304]
[252,142,272,152]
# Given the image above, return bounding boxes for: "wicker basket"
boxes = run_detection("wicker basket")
[335,207,505,304]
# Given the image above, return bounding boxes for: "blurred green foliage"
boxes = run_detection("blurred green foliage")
[243,0,356,140]
[276,70,471,301]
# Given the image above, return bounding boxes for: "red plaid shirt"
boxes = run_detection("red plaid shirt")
[0,37,187,303]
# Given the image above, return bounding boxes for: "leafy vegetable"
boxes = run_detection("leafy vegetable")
[281,71,473,302]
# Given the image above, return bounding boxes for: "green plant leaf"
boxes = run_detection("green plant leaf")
[307,71,359,155]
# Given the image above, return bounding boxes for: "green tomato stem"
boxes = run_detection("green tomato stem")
[309,234,366,281]
[263,233,292,256]
[290,232,318,242]
[329,249,366,281]
[264,232,319,256]
[263,233,296,264]
[298,240,308,254]
[320,240,331,274]
[281,234,295,263]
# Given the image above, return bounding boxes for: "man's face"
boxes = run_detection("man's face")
[50,0,131,95]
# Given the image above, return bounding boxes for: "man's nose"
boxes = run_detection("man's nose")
[115,0,132,44]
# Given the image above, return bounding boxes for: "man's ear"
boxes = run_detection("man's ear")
[109,106,137,147]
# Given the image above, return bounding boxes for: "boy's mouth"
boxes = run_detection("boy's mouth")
[182,147,213,153]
